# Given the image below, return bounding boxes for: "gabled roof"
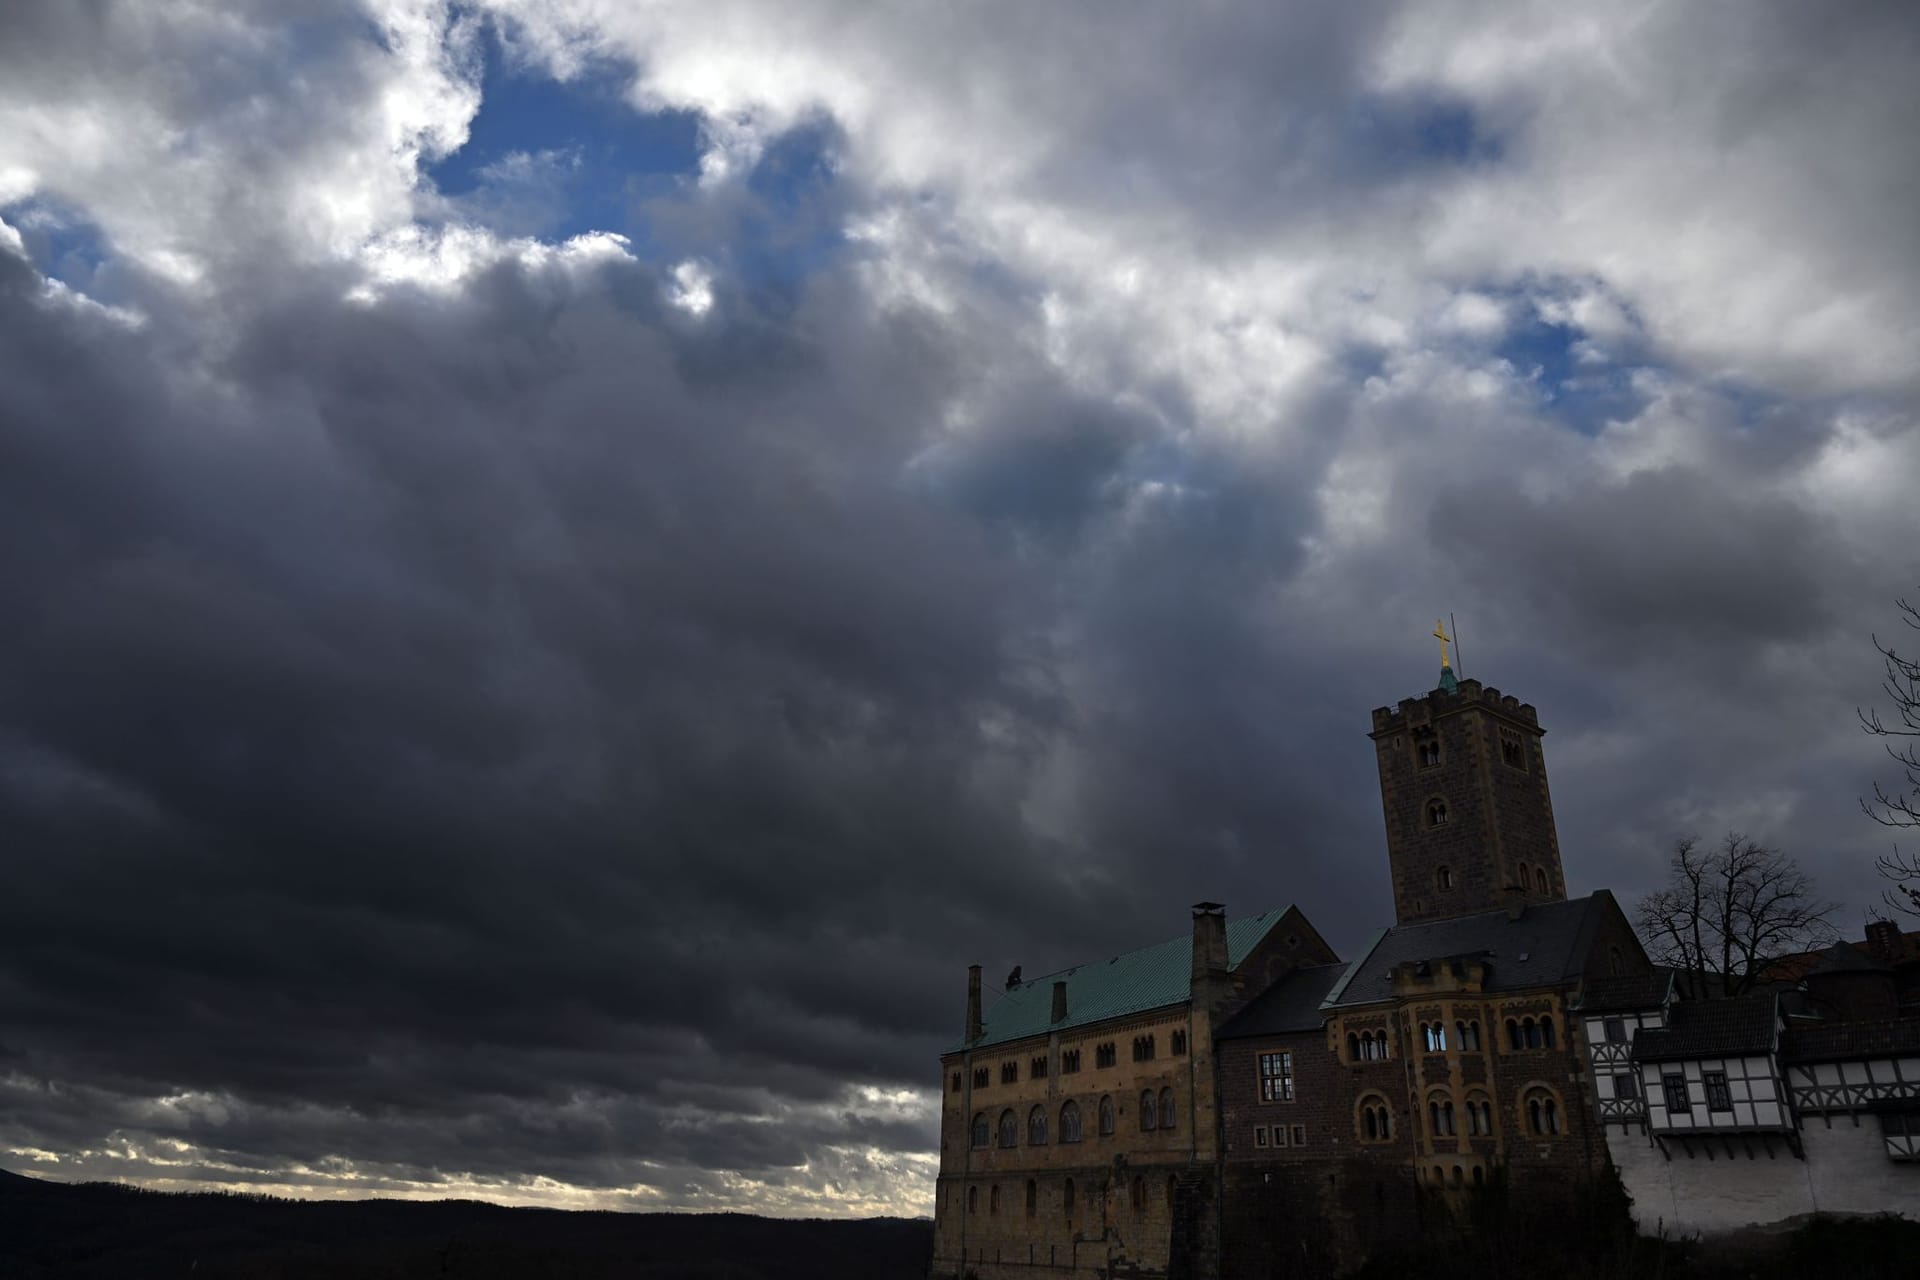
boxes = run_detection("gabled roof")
[1631,994,1779,1063]
[1806,942,1891,975]
[953,908,1293,1053]
[1575,972,1675,1015]
[1322,895,1612,1009]
[1781,1017,1920,1063]
[1217,964,1346,1040]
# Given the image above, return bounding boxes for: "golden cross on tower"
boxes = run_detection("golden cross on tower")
[1433,618,1453,670]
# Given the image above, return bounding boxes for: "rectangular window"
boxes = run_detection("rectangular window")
[1253,1125,1269,1148]
[1031,1056,1047,1080]
[1291,1124,1306,1146]
[951,1072,963,1093]
[1705,1071,1732,1111]
[1171,1030,1187,1056]
[1001,1061,1018,1085]
[1259,1051,1294,1102]
[1061,1049,1081,1074]
[1614,1072,1639,1101]
[1663,1073,1690,1115]
[1096,1043,1116,1069]
[1604,1017,1625,1044]
[974,1067,990,1089]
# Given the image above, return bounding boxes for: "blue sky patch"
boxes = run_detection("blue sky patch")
[2,198,113,294]
[1495,303,1653,435]
[426,22,702,242]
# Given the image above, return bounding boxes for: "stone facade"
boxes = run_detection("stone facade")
[1370,679,1566,927]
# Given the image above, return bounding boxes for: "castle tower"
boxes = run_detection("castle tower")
[1368,625,1566,926]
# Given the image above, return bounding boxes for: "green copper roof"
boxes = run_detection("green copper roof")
[952,908,1291,1053]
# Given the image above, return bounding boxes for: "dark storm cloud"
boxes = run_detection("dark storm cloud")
[2,0,1918,1219]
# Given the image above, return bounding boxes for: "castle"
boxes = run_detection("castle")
[930,644,1920,1279]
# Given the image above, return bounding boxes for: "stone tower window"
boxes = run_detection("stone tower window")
[1436,864,1454,891]
[1524,1088,1562,1135]
[1358,1095,1393,1142]
[1535,866,1550,896]
[1413,726,1441,768]
[1500,728,1527,770]
[971,1112,988,1148]
[1426,798,1449,827]
[1159,1087,1177,1130]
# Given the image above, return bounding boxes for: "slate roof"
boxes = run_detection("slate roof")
[1631,994,1779,1063]
[1805,942,1891,975]
[1217,964,1346,1039]
[954,908,1292,1052]
[1575,972,1675,1014]
[1780,1017,1920,1063]
[1322,895,1612,1009]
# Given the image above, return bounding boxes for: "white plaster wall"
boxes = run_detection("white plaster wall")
[1606,1126,1813,1238]
[1607,1120,1919,1238]
[1802,1118,1920,1217]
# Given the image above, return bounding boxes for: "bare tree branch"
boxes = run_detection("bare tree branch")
[1633,832,1838,997]
[1859,592,1920,916]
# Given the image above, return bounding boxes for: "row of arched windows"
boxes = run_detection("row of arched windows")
[1360,1087,1565,1141]
[971,1090,1177,1150]
[1347,1029,1390,1062]
[1505,1015,1556,1050]
[1516,860,1552,896]
[962,1173,1179,1218]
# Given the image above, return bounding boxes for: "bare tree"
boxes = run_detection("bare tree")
[1860,592,1920,916]
[1634,832,1838,998]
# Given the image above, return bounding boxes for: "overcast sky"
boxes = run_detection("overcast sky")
[2,0,1917,1218]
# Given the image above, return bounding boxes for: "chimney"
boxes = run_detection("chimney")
[1191,902,1228,985]
[965,964,983,1043]
[1052,980,1069,1024]
[1502,883,1526,922]
[1865,919,1903,965]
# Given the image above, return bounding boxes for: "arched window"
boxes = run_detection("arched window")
[1506,1019,1523,1051]
[1517,861,1531,891]
[1347,1031,1361,1062]
[1466,1094,1493,1136]
[1028,1105,1048,1146]
[1540,1015,1556,1049]
[1428,1095,1456,1136]
[1026,1178,1037,1216]
[1422,1022,1447,1052]
[1159,1087,1176,1131]
[1451,1165,1464,1186]
[1064,1178,1075,1218]
[1140,1090,1157,1132]
[1060,1100,1082,1143]
[968,1185,978,1213]
[1457,1019,1480,1051]
[990,1184,1001,1214]
[999,1109,1018,1148]
[1427,798,1449,827]
[1098,1095,1115,1136]
[1535,867,1549,895]
[1130,1177,1146,1212]
[1436,864,1454,891]
[971,1112,989,1148]
[1525,1088,1562,1136]
[1359,1096,1392,1142]
[1523,1018,1543,1049]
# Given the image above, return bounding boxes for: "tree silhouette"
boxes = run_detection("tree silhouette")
[1634,832,1837,997]
[1859,591,1920,916]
